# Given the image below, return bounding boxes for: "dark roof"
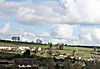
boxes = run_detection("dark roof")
[14,58,37,64]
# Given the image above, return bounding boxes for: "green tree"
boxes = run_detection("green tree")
[23,49,30,57]
[48,43,53,57]
[72,49,75,56]
[93,46,96,52]
[59,43,64,50]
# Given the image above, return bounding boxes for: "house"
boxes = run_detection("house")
[13,58,49,69]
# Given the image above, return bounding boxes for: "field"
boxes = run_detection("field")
[0,40,100,58]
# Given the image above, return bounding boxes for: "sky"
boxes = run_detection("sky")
[0,0,100,45]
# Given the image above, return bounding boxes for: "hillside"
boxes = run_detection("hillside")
[0,39,100,58]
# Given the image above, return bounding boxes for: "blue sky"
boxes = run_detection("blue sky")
[0,0,100,45]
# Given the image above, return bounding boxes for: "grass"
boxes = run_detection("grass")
[0,52,17,59]
[0,41,100,58]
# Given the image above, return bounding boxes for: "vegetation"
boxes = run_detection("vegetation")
[0,40,100,58]
[1,40,100,69]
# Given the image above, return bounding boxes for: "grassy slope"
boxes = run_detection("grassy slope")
[0,40,99,57]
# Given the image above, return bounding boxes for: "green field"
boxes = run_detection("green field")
[0,41,100,58]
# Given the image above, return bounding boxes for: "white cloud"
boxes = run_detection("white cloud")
[1,0,100,46]
[20,32,35,42]
[79,27,100,45]
[36,32,50,38]
[1,0,100,25]
[47,38,63,44]
[51,24,77,39]
[0,0,66,25]
[80,28,93,41]
[82,33,92,41]
[61,0,100,24]
[14,5,65,25]
[0,23,10,34]
[92,28,100,43]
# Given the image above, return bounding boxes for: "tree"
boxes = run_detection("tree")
[72,50,75,56]
[12,37,15,41]
[17,36,20,41]
[36,39,42,44]
[93,46,96,52]
[59,43,64,50]
[48,43,53,57]
[11,36,20,41]
[48,43,53,49]
[23,49,30,57]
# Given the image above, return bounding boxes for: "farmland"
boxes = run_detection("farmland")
[0,40,100,58]
[1,40,100,69]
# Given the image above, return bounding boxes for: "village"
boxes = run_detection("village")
[0,40,100,69]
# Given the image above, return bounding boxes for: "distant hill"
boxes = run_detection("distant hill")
[0,39,100,48]
[0,39,47,46]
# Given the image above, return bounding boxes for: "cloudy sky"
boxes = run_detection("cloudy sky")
[0,0,100,45]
